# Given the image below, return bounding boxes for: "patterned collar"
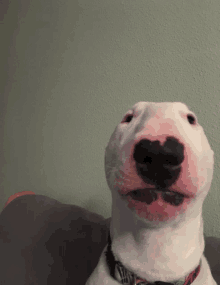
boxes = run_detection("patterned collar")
[105,232,201,285]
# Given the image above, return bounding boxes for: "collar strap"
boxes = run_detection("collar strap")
[105,232,201,285]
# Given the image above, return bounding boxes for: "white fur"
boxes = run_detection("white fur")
[86,102,216,284]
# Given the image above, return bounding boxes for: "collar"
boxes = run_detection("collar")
[105,232,201,285]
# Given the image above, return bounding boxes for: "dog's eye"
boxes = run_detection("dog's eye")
[122,114,134,123]
[187,114,196,125]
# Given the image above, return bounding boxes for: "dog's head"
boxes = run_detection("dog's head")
[105,102,214,223]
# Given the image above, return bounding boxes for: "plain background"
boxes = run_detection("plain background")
[1,0,220,238]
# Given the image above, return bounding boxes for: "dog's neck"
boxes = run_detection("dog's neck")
[109,191,205,283]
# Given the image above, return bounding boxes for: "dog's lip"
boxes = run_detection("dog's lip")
[124,187,189,198]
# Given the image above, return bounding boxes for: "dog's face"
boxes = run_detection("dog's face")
[105,102,214,223]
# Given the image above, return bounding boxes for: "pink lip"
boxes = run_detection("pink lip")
[123,187,190,199]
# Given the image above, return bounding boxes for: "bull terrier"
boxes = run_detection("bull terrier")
[86,102,217,285]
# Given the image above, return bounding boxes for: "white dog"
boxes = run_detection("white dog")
[86,102,217,285]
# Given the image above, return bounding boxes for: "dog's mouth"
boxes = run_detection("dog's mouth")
[125,188,187,206]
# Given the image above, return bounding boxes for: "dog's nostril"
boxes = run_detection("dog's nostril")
[133,148,155,165]
[143,157,153,164]
[162,137,184,165]
[133,139,161,164]
[162,154,181,166]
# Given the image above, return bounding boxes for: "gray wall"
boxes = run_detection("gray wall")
[1,0,220,238]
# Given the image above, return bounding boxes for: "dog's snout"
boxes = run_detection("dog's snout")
[133,136,185,188]
[133,136,184,166]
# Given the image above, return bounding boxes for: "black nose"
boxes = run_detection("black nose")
[133,136,184,188]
